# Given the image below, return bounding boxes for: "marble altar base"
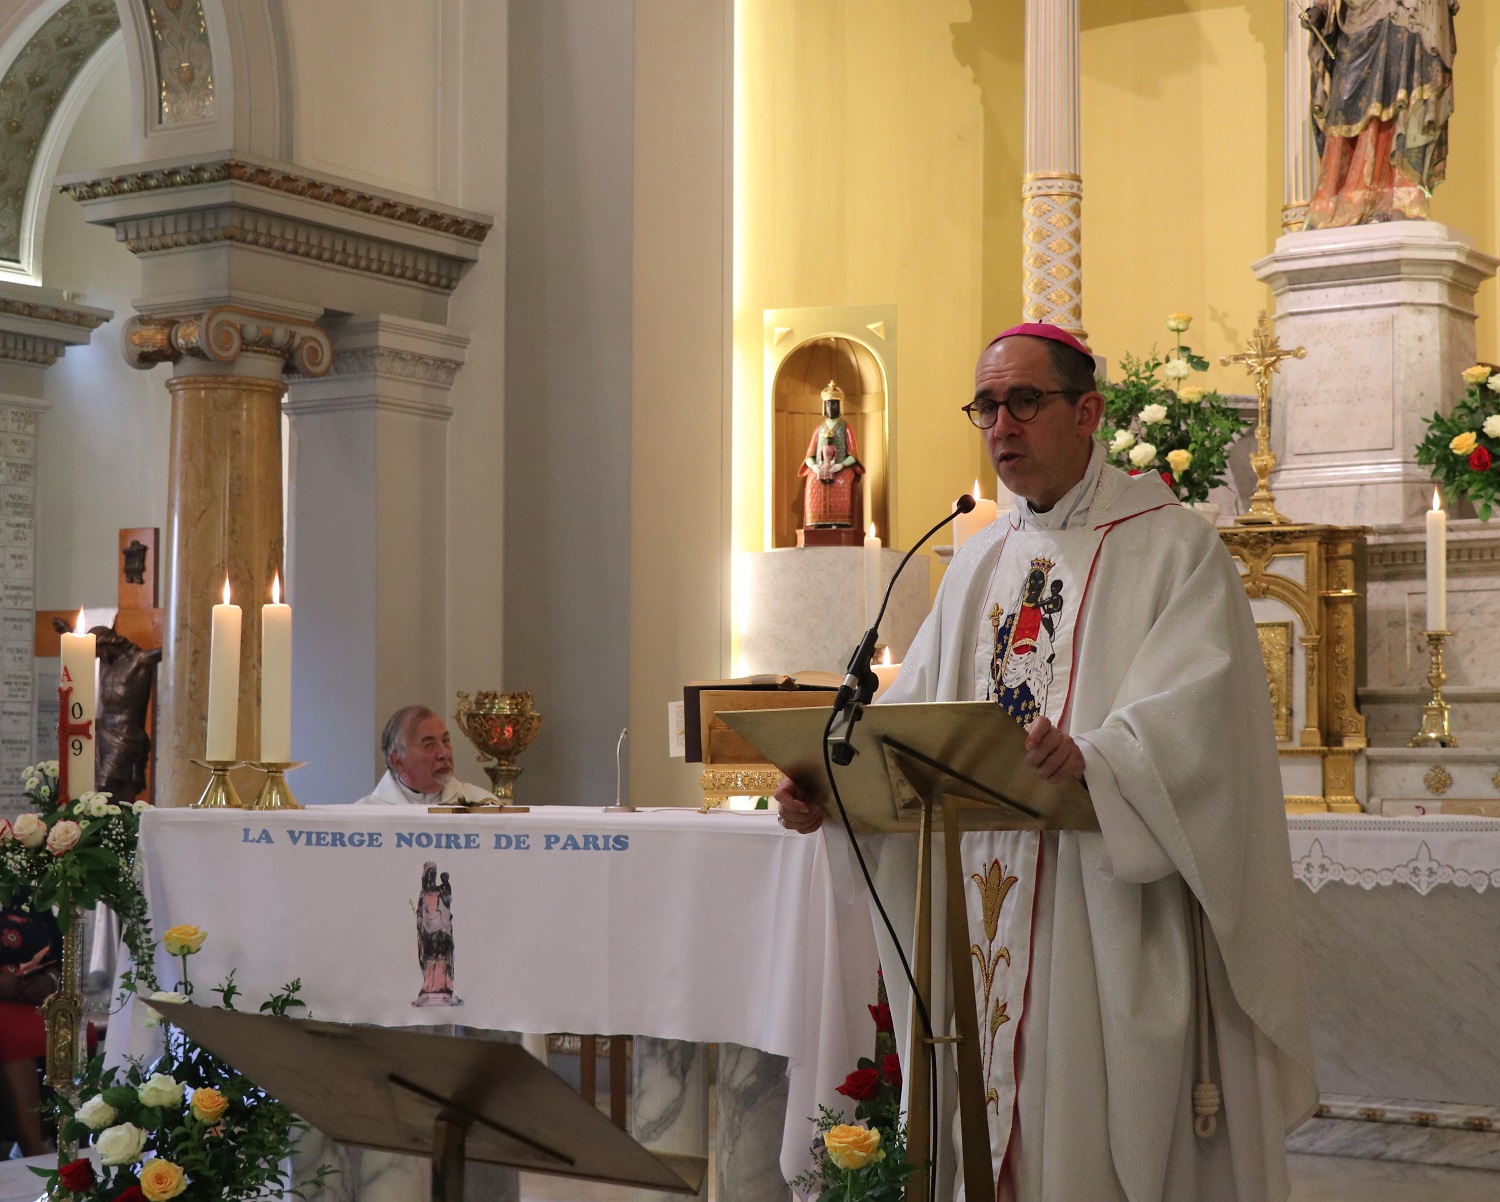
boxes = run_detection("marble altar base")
[737,547,931,675]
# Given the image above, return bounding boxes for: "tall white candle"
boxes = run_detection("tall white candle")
[59,608,95,800]
[863,522,882,623]
[261,572,292,763]
[206,577,242,761]
[954,479,1000,549]
[1426,490,1447,631]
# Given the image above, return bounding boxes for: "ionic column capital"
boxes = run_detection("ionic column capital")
[122,305,332,377]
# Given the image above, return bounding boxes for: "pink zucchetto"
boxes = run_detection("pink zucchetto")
[988,322,1094,361]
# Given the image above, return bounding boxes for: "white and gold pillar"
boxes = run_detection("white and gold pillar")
[1022,0,1084,336]
[1282,0,1319,232]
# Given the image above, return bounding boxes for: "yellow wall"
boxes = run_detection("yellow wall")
[736,0,1500,562]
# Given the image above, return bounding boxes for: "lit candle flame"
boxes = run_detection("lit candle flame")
[973,478,983,501]
[881,646,892,666]
[222,576,232,606]
[1432,489,1443,513]
[74,607,85,634]
[868,522,877,539]
[271,571,282,605]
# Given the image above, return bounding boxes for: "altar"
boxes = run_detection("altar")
[124,805,880,1192]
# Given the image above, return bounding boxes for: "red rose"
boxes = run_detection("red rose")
[113,1187,145,1202]
[882,1052,902,1088]
[1127,469,1142,476]
[1160,471,1174,487]
[1470,446,1492,472]
[58,1158,94,1192]
[868,1003,893,1033]
[836,1068,881,1101]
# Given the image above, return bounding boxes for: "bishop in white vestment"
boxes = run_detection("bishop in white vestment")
[779,325,1317,1202]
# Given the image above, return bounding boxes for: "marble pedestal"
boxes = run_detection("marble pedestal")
[1253,222,1498,527]
[738,547,931,675]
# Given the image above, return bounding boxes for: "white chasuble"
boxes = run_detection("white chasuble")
[868,447,1318,1202]
[961,519,1107,1189]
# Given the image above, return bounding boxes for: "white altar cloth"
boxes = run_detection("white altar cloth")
[1288,814,1500,894]
[131,806,880,1182]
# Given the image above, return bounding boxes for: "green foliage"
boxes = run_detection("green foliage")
[0,765,157,993]
[1096,319,1250,506]
[41,972,332,1202]
[1415,368,1500,520]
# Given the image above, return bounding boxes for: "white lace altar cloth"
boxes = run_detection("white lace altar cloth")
[1288,815,1500,895]
[125,806,880,1183]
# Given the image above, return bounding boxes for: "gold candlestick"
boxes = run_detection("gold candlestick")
[250,761,306,810]
[190,759,246,808]
[42,908,85,1096]
[1221,311,1306,526]
[1409,631,1458,747]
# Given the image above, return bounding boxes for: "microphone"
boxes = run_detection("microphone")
[826,494,978,765]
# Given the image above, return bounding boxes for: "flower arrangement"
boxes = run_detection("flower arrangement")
[36,927,328,1202]
[1099,314,1251,506]
[793,999,916,1202]
[0,764,156,991]
[1416,364,1500,519]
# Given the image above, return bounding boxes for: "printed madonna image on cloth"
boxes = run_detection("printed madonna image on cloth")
[988,555,1066,723]
[413,861,461,1007]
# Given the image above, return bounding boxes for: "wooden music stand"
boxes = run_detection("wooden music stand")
[723,701,1095,1202]
[148,1000,705,1201]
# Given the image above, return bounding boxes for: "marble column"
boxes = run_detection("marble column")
[282,315,468,801]
[1281,0,1318,232]
[631,1037,709,1202]
[1022,0,1084,337]
[716,1044,792,1202]
[123,307,331,805]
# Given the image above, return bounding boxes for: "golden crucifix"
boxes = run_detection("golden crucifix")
[1221,310,1305,526]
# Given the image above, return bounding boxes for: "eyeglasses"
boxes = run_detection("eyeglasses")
[962,388,1078,429]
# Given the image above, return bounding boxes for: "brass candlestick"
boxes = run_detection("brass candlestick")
[1409,631,1458,747]
[41,907,85,1097]
[1222,311,1306,526]
[190,759,246,808]
[250,761,306,810]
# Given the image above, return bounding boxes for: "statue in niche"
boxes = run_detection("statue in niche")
[51,620,160,802]
[798,381,865,531]
[1303,0,1457,229]
[412,862,460,1007]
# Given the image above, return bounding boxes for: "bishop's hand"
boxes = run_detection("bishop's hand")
[1024,715,1085,783]
[775,775,824,833]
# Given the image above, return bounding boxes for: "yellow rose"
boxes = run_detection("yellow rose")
[189,1087,229,1123]
[824,1124,883,1171]
[1166,448,1193,476]
[139,1158,187,1202]
[162,925,206,956]
[1450,431,1479,457]
[1462,365,1491,386]
[1166,312,1192,333]
[1178,385,1205,404]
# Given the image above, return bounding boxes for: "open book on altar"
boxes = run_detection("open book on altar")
[722,700,1095,834]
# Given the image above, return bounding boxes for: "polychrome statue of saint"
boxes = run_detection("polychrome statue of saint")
[1304,0,1457,228]
[798,381,865,528]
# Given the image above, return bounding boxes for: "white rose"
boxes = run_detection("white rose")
[1489,375,1500,393]
[75,1095,118,1131]
[46,820,82,855]
[1163,359,1191,380]
[96,1121,148,1166]
[1139,403,1168,425]
[1128,442,1157,468]
[137,1072,182,1108]
[1483,415,1500,438]
[14,813,45,848]
[1108,429,1135,454]
[144,991,189,1028]
[0,818,11,843]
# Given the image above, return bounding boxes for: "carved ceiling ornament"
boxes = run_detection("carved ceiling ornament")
[0,0,120,266]
[123,306,331,377]
[141,0,214,124]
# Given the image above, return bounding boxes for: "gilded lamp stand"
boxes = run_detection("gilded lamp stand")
[1221,311,1306,526]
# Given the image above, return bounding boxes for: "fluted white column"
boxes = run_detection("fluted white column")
[1283,0,1318,231]
[1022,0,1085,336]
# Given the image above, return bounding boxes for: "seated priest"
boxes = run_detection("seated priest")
[776,324,1317,1202]
[354,705,497,806]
